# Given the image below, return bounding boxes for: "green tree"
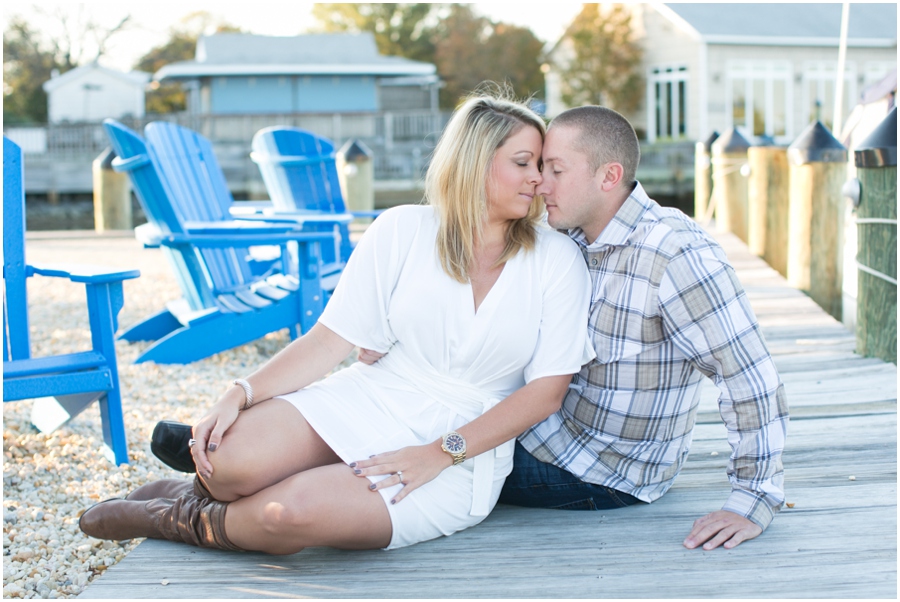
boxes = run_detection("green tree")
[312,3,437,64]
[134,12,242,114]
[559,4,643,113]
[3,17,58,124]
[3,10,130,124]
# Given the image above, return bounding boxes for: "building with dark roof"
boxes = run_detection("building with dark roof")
[545,3,897,143]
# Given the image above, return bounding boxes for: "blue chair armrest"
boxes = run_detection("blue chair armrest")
[29,262,141,284]
[350,210,384,219]
[181,220,302,236]
[229,200,275,215]
[230,210,355,226]
[250,152,335,167]
[157,230,336,249]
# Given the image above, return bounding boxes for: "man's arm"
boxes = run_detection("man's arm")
[658,241,789,549]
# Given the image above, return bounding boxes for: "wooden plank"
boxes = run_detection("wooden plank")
[79,229,896,599]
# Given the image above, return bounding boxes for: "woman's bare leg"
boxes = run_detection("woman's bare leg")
[201,398,341,502]
[224,463,393,554]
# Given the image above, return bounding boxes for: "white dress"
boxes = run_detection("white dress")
[279,205,594,549]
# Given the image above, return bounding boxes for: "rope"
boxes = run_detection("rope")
[855,218,898,226]
[699,158,750,226]
[856,261,897,286]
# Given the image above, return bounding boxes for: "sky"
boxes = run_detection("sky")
[4,1,586,72]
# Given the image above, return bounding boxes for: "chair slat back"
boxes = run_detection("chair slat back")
[3,138,31,362]
[102,120,215,311]
[144,122,256,292]
[251,127,348,214]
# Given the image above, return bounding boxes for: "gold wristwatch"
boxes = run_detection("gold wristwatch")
[441,431,467,465]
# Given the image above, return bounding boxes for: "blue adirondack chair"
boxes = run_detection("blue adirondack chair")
[250,126,384,262]
[3,137,140,465]
[103,120,337,365]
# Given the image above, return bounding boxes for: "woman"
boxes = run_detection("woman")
[79,93,595,553]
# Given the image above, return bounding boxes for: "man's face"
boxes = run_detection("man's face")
[537,125,604,239]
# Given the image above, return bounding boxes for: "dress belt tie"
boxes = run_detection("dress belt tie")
[378,348,516,517]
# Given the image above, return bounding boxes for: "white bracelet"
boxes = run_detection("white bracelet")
[232,378,254,410]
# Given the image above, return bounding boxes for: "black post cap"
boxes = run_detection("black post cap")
[339,139,373,163]
[701,131,720,152]
[787,121,847,165]
[711,127,751,154]
[96,147,117,170]
[855,106,896,168]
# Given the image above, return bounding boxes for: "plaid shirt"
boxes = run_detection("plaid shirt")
[521,183,789,530]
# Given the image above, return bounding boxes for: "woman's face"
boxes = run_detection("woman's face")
[485,125,543,224]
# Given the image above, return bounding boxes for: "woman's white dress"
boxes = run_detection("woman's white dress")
[279,205,594,549]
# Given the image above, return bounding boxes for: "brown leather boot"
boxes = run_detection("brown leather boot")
[79,494,242,551]
[125,479,195,501]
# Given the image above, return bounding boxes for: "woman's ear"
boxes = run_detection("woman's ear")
[599,162,625,192]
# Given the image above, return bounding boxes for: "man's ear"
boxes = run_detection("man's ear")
[598,162,625,192]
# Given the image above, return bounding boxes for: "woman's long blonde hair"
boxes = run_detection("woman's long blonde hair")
[426,93,546,283]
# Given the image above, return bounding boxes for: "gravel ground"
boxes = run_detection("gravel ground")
[3,233,356,598]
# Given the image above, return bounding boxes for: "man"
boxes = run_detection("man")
[150,105,788,551]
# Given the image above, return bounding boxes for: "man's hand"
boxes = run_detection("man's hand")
[357,348,386,365]
[683,510,762,550]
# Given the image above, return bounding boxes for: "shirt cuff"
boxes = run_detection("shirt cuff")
[722,488,780,531]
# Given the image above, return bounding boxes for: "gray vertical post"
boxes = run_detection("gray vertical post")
[710,127,751,241]
[786,121,847,320]
[92,148,132,232]
[853,107,896,363]
[336,139,374,215]
[694,131,718,220]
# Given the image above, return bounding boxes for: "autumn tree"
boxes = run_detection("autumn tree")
[3,9,130,124]
[312,3,545,109]
[559,4,643,113]
[135,12,242,114]
[312,3,437,64]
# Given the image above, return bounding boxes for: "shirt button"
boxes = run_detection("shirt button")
[591,258,598,266]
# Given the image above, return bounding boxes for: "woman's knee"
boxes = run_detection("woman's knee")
[255,498,316,553]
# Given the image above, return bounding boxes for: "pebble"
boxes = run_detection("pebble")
[2,236,362,598]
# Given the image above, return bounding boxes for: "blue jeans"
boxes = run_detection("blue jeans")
[499,442,642,510]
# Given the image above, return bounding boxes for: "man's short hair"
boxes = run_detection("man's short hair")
[551,106,640,186]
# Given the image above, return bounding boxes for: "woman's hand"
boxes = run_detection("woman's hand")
[357,348,386,365]
[190,388,244,478]
[350,442,452,505]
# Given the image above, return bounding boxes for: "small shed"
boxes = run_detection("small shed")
[42,63,151,123]
[155,33,440,114]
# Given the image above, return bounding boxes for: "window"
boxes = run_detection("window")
[727,61,792,141]
[803,61,857,132]
[648,66,688,141]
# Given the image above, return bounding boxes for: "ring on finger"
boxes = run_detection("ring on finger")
[396,470,404,484]
[188,438,198,448]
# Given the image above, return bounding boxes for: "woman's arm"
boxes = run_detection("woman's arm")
[351,373,572,504]
[192,322,355,476]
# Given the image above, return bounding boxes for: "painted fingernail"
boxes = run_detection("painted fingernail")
[348,462,357,468]
[354,469,362,475]
[208,443,218,452]
[369,455,375,458]
[390,499,396,505]
[369,484,376,490]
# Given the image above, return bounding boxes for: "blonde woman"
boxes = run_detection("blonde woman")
[79,94,594,553]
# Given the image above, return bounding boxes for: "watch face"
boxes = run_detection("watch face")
[444,433,465,453]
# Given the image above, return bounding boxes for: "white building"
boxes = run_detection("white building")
[545,3,897,144]
[42,63,150,124]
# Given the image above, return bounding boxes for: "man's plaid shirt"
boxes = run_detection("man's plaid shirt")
[521,183,789,529]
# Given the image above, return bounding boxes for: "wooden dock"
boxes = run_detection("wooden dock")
[80,229,897,599]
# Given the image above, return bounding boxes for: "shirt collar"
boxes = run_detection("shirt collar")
[569,182,653,250]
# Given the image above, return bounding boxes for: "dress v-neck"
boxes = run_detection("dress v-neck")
[469,257,512,317]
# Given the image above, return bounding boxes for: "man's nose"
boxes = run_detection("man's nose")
[536,178,550,195]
